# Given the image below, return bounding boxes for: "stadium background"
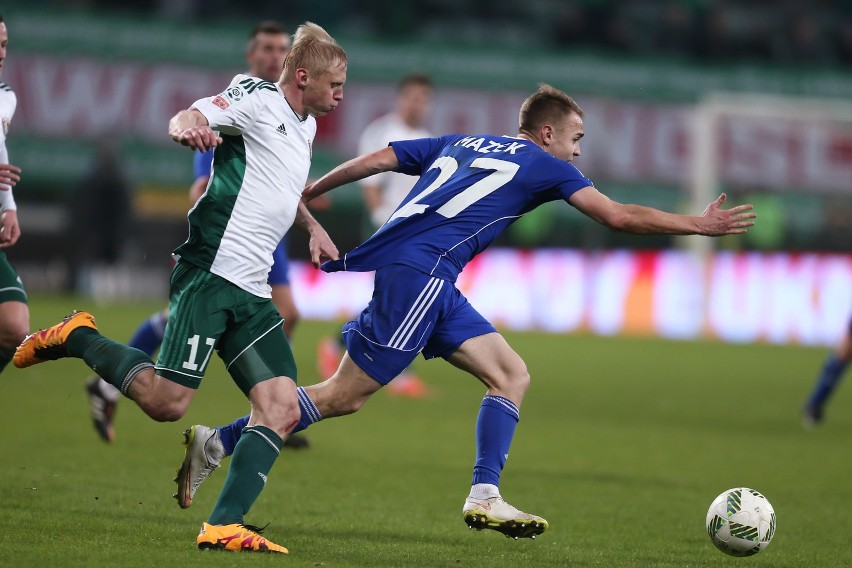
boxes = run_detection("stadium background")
[3,1,850,347]
[1,3,852,567]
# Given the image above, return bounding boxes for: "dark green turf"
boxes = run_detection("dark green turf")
[0,296,848,567]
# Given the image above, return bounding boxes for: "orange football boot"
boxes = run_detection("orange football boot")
[196,522,288,553]
[14,310,97,368]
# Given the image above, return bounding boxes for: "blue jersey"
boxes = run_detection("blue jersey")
[322,134,593,282]
[193,148,214,179]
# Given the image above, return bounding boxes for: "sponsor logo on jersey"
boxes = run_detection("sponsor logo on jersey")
[307,139,313,159]
[225,86,245,102]
[276,124,287,136]
[1,118,9,136]
[211,96,230,110]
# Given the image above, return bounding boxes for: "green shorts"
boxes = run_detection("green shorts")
[0,251,27,304]
[155,262,296,396]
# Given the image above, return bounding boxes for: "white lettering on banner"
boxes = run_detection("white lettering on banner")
[289,263,373,321]
[529,250,586,332]
[9,55,229,142]
[707,253,767,343]
[27,59,137,135]
[288,249,851,347]
[587,251,637,336]
[457,249,534,329]
[653,251,704,339]
[765,254,818,345]
[724,120,795,188]
[815,257,852,344]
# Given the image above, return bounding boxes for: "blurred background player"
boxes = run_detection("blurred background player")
[0,14,28,375]
[802,316,852,427]
[84,20,309,449]
[317,73,433,397]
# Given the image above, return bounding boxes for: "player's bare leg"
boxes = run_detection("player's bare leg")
[270,282,309,449]
[15,310,195,422]
[446,333,548,539]
[0,299,28,372]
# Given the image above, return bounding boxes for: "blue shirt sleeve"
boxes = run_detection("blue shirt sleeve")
[534,155,594,202]
[193,148,214,179]
[390,135,460,176]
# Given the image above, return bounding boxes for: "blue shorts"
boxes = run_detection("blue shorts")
[268,235,290,286]
[342,264,497,385]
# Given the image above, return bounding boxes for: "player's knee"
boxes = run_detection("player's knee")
[146,401,186,422]
[0,312,29,351]
[493,364,530,399]
[252,395,299,436]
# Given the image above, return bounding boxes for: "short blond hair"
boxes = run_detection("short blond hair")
[283,22,347,78]
[519,83,583,133]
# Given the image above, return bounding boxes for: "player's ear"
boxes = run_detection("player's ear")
[540,124,554,147]
[294,68,309,88]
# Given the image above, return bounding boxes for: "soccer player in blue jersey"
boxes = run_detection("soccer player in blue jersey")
[84,21,308,449]
[802,316,852,427]
[176,84,756,539]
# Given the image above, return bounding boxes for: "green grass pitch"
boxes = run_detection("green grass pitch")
[1,296,850,567]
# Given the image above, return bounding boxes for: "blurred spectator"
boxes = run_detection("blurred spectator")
[67,141,133,290]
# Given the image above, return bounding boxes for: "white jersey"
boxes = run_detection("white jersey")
[357,113,431,227]
[0,82,18,212]
[175,74,316,297]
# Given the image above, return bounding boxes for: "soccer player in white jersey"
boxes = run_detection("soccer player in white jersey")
[171,84,757,540]
[84,20,308,450]
[0,14,28,375]
[15,22,345,554]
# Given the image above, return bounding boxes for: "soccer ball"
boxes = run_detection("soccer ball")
[706,487,776,557]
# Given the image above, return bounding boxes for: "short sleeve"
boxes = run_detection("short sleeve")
[533,156,594,202]
[192,75,265,135]
[391,135,460,176]
[193,148,214,179]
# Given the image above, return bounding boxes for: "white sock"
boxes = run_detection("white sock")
[468,483,500,500]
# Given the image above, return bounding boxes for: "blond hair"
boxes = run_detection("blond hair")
[283,22,347,78]
[518,83,583,133]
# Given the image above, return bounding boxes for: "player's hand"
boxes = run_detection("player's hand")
[0,163,22,188]
[0,210,21,248]
[699,193,757,236]
[173,126,222,152]
[308,225,339,268]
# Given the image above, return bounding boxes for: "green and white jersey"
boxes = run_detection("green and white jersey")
[0,82,18,212]
[175,74,316,298]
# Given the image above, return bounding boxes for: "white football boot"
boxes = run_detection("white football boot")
[173,425,225,509]
[463,496,548,539]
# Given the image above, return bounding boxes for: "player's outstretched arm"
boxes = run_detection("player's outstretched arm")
[303,147,399,202]
[0,163,21,189]
[294,200,339,268]
[569,187,756,236]
[168,109,222,152]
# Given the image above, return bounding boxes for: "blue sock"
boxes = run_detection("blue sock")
[217,415,250,456]
[472,395,519,486]
[218,387,322,456]
[127,311,168,357]
[807,355,849,409]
